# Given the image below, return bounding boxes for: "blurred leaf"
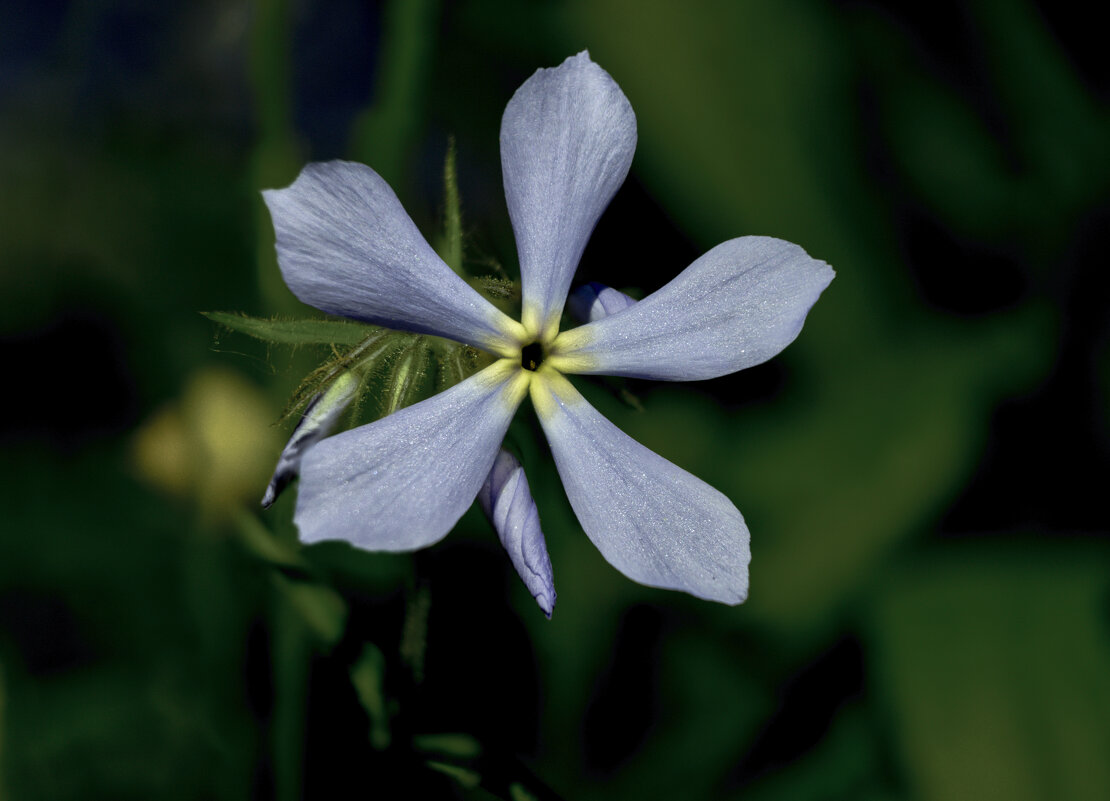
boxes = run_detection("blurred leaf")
[248,0,295,170]
[1,667,235,800]
[0,662,6,801]
[509,783,541,801]
[350,643,391,750]
[854,0,1110,250]
[420,741,565,801]
[427,760,482,789]
[852,10,1024,240]
[414,733,484,760]
[349,0,441,189]
[559,1,1057,641]
[738,706,894,801]
[868,542,1110,801]
[1,437,268,797]
[232,508,306,570]
[973,0,1110,215]
[271,605,312,801]
[272,574,347,646]
[400,581,431,684]
[248,0,303,314]
[201,312,374,346]
[584,625,771,801]
[565,0,858,270]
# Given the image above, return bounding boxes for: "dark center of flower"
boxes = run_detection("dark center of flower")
[521,341,544,371]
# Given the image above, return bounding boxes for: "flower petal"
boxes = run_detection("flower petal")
[295,360,529,550]
[264,161,523,354]
[567,282,638,324]
[500,52,636,340]
[262,371,359,509]
[478,450,556,617]
[531,369,749,604]
[550,237,834,381]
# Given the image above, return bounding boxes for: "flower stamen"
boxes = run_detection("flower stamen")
[521,341,544,371]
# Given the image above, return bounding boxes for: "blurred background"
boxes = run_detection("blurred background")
[2,0,1108,798]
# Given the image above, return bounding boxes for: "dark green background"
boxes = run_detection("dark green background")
[2,1,1108,798]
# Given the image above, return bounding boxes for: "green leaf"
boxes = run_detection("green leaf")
[399,581,431,683]
[272,573,347,646]
[0,660,6,799]
[347,0,439,188]
[414,731,563,800]
[202,311,374,346]
[233,509,307,569]
[869,542,1110,801]
[738,706,894,801]
[426,761,482,789]
[509,783,541,801]
[413,733,483,760]
[350,643,391,750]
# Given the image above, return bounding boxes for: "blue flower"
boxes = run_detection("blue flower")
[262,52,833,612]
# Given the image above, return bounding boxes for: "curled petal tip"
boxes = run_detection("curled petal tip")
[261,481,279,510]
[537,591,556,619]
[262,374,358,508]
[480,450,557,616]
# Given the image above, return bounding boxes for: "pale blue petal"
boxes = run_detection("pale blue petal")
[294,361,529,550]
[262,372,359,509]
[551,237,834,381]
[500,52,636,340]
[532,371,749,604]
[567,282,638,324]
[264,161,522,354]
[479,450,556,617]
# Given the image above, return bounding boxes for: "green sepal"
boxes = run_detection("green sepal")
[438,135,464,275]
[382,336,432,416]
[202,311,375,346]
[436,341,486,391]
[472,275,517,301]
[280,329,411,423]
